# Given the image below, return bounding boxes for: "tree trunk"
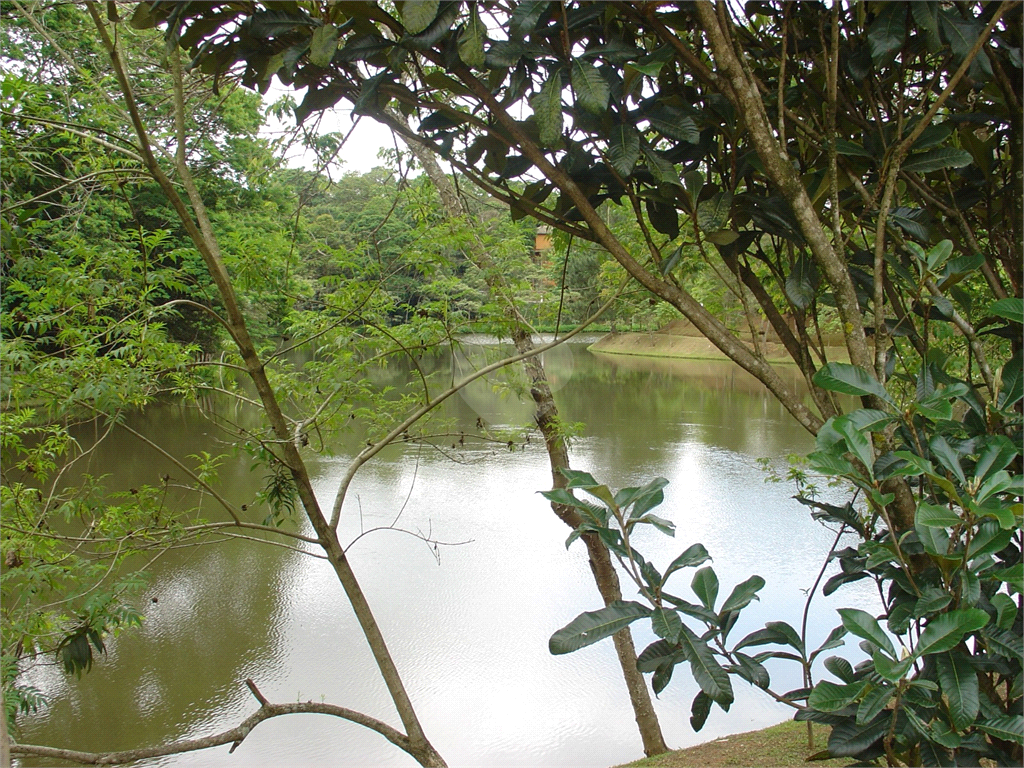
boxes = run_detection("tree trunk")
[91,17,445,765]
[397,121,669,757]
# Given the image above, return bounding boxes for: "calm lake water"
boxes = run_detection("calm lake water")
[17,339,878,767]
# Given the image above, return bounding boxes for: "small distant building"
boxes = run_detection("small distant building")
[534,225,553,256]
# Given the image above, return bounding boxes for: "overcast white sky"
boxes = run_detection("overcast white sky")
[261,84,396,176]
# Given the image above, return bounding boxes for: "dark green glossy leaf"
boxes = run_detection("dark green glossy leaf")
[857,684,893,726]
[571,59,609,114]
[809,680,866,712]
[785,253,819,310]
[936,651,978,732]
[998,351,1023,408]
[690,690,712,731]
[678,624,733,707]
[651,607,682,642]
[867,2,906,63]
[636,639,680,673]
[977,715,1024,745]
[663,543,711,582]
[929,434,966,485]
[839,608,896,658]
[813,363,894,405]
[607,124,640,178]
[720,575,765,614]
[530,73,563,146]
[916,501,962,528]
[914,608,989,658]
[697,192,732,233]
[903,148,973,174]
[549,601,651,654]
[827,715,889,758]
[691,566,718,611]
[811,625,848,660]
[732,652,770,689]
[989,297,1023,324]
[645,198,679,239]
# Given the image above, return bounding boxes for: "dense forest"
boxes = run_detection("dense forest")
[1,2,1021,767]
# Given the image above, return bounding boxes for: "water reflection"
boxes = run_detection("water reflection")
[18,342,876,767]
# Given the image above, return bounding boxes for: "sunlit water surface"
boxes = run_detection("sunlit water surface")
[18,340,878,767]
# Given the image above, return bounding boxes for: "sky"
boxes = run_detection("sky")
[261,84,396,176]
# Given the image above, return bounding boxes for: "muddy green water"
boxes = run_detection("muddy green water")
[16,339,877,767]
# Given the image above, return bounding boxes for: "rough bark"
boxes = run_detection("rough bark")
[397,119,668,757]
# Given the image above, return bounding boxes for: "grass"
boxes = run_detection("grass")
[615,720,854,768]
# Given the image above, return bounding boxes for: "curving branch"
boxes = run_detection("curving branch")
[10,680,414,766]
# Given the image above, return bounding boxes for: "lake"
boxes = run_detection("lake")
[17,338,877,767]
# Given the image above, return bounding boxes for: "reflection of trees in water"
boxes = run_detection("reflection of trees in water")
[20,409,295,760]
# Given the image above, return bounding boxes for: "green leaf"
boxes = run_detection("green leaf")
[636,513,675,536]
[977,715,1024,745]
[683,170,704,207]
[914,608,989,658]
[549,601,652,654]
[999,352,1023,408]
[838,608,896,658]
[833,415,875,478]
[308,24,339,68]
[645,198,679,239]
[867,2,906,63]
[813,363,894,405]
[663,543,711,582]
[785,253,819,310]
[903,148,974,174]
[720,575,766,614]
[989,297,1023,324]
[397,0,439,34]
[697,192,733,233]
[607,124,641,178]
[811,625,848,660]
[857,684,893,725]
[915,501,962,528]
[836,139,873,158]
[827,716,889,757]
[559,468,600,489]
[678,624,734,707]
[936,651,979,732]
[871,649,912,682]
[571,59,610,114]
[691,566,719,611]
[809,680,867,712]
[929,434,966,485]
[991,593,1018,631]
[642,146,682,187]
[705,230,739,246]
[732,652,770,689]
[974,436,1018,483]
[690,690,713,731]
[458,9,487,69]
[636,639,680,673]
[651,607,682,642]
[530,74,563,147]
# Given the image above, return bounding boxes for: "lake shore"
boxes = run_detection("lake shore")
[616,720,851,767]
[588,320,849,365]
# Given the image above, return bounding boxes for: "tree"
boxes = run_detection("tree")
[117,0,1021,764]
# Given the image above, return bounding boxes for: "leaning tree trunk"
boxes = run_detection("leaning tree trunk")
[395,120,668,757]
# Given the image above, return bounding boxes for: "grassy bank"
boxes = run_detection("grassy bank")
[617,721,852,767]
